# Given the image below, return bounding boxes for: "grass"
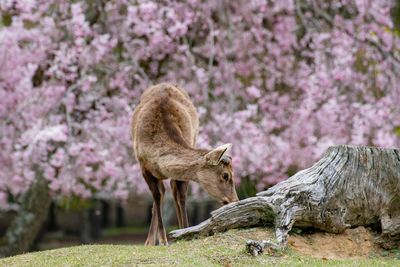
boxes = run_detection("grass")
[1,228,400,267]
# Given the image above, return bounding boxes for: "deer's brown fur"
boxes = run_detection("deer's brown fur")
[131,83,238,245]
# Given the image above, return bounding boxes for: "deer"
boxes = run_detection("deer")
[130,83,239,246]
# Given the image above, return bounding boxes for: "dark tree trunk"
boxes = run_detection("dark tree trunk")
[0,172,51,258]
[90,200,102,240]
[80,200,102,244]
[47,202,58,232]
[170,145,400,252]
[116,204,125,227]
[80,208,92,244]
[101,200,110,228]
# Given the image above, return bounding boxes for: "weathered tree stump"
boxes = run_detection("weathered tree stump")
[170,145,400,252]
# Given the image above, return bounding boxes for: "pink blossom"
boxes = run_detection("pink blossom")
[0,0,399,211]
[246,86,261,99]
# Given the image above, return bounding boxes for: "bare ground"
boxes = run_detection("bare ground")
[288,226,381,259]
[190,226,389,260]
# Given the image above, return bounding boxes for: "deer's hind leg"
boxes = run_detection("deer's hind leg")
[171,180,189,228]
[143,169,167,245]
[145,202,159,246]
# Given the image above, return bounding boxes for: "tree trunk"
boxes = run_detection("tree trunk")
[80,200,102,244]
[170,145,400,250]
[0,171,51,258]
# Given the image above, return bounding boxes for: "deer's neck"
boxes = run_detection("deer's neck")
[157,147,206,182]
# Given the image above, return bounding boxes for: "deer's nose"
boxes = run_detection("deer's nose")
[232,192,239,202]
[222,200,229,205]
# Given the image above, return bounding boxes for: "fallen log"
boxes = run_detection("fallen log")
[170,145,400,252]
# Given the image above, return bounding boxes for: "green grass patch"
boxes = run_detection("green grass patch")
[1,228,399,267]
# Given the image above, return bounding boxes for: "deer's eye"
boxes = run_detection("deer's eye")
[222,173,229,182]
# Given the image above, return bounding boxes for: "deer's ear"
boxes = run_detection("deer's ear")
[204,143,232,165]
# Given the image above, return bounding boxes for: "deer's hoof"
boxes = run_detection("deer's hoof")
[144,240,156,246]
[158,241,169,246]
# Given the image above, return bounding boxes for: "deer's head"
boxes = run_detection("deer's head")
[196,144,239,205]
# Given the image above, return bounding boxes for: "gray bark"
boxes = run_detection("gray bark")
[170,145,400,251]
[0,171,51,258]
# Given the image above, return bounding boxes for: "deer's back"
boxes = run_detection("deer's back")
[131,83,199,168]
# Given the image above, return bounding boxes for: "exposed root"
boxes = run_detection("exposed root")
[169,196,275,240]
[246,240,281,256]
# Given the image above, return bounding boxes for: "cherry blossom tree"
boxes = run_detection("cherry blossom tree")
[0,0,399,213]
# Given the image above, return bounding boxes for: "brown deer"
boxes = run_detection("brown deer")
[130,83,239,246]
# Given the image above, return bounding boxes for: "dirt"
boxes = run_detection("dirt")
[288,226,381,259]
